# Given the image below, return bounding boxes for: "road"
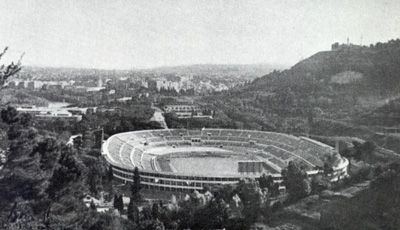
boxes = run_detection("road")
[150,105,168,129]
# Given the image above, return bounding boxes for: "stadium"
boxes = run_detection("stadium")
[102,129,348,192]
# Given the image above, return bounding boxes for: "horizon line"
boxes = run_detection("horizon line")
[20,62,290,72]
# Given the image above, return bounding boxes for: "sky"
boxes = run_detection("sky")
[1,0,400,69]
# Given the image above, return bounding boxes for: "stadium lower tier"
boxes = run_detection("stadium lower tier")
[111,165,284,192]
[102,128,349,191]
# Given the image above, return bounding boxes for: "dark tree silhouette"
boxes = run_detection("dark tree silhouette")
[131,167,142,201]
[1,106,19,124]
[113,194,119,209]
[282,161,311,201]
[90,200,96,210]
[107,165,114,181]
[127,198,139,223]
[113,195,124,213]
[258,174,275,194]
[0,47,23,87]
[151,203,160,220]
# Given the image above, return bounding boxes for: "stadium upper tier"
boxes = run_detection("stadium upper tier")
[102,129,348,191]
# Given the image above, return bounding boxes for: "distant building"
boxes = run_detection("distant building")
[331,42,362,51]
[7,80,74,90]
[163,104,212,119]
[86,86,106,92]
[67,107,97,115]
[157,79,181,92]
[47,84,63,90]
[36,111,82,121]
[331,42,340,50]
[17,106,82,121]
[117,97,132,102]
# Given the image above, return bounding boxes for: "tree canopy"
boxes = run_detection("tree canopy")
[0,47,23,87]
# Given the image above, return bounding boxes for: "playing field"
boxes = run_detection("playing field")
[158,149,260,176]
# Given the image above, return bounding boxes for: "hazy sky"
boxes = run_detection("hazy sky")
[1,0,400,69]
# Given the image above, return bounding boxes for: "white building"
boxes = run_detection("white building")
[17,106,82,121]
[163,104,203,118]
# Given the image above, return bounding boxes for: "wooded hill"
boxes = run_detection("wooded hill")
[249,39,400,96]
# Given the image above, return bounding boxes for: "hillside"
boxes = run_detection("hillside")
[355,97,400,127]
[208,38,400,116]
[198,39,400,154]
[249,39,400,96]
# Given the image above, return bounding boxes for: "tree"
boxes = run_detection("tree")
[142,206,153,220]
[204,198,229,229]
[127,198,139,223]
[0,117,45,203]
[235,179,269,223]
[271,183,280,197]
[282,161,311,201]
[82,130,95,149]
[107,165,114,182]
[113,195,124,214]
[351,141,364,161]
[42,146,89,227]
[46,147,86,200]
[113,194,119,210]
[131,167,142,201]
[1,106,19,124]
[18,113,32,127]
[0,104,93,228]
[311,174,331,194]
[0,46,23,87]
[73,135,83,150]
[139,219,165,230]
[90,200,96,210]
[35,137,60,172]
[152,203,160,220]
[52,119,67,133]
[359,141,376,161]
[258,173,269,190]
[258,174,275,194]
[118,195,124,213]
[88,166,102,196]
[187,197,229,229]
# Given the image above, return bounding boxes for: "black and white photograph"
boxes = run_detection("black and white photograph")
[1,0,400,229]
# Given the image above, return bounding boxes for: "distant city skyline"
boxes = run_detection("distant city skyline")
[1,0,400,70]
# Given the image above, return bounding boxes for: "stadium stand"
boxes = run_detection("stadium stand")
[102,129,348,191]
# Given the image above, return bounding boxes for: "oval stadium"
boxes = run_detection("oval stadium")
[102,129,349,192]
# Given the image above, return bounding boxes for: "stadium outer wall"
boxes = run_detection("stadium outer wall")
[102,129,349,192]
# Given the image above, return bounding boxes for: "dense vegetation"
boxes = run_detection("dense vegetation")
[0,108,89,228]
[320,162,400,230]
